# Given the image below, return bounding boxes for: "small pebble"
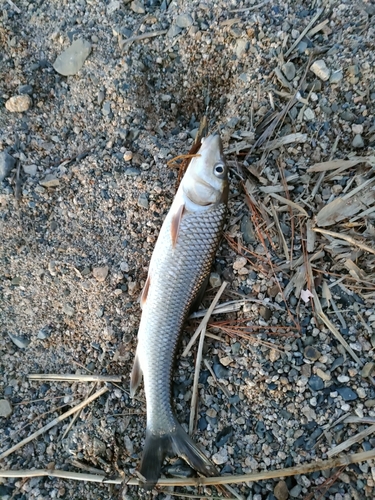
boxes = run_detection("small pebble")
[338,387,358,402]
[23,164,37,176]
[175,13,193,28]
[213,364,230,379]
[274,480,289,500]
[38,325,52,340]
[209,272,221,288]
[130,0,145,14]
[361,362,375,378]
[220,356,233,367]
[63,303,74,316]
[352,134,364,148]
[40,174,60,187]
[308,375,324,391]
[304,346,320,361]
[0,399,12,418]
[18,84,33,95]
[123,151,133,161]
[290,484,302,498]
[137,193,149,209]
[330,69,343,84]
[5,94,32,112]
[310,59,331,81]
[53,39,92,76]
[0,152,16,181]
[282,62,296,81]
[304,107,315,121]
[8,332,30,349]
[93,266,109,282]
[233,257,247,270]
[212,448,228,465]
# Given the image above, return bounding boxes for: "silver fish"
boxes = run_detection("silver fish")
[130,134,228,488]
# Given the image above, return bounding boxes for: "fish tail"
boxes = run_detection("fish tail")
[140,423,218,489]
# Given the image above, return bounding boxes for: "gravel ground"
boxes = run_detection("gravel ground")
[1,0,375,499]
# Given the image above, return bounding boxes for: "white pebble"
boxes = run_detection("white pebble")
[310,59,331,81]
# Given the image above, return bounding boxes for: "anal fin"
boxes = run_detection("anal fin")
[130,353,143,398]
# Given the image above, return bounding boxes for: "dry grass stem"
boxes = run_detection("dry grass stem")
[62,383,97,440]
[269,193,308,216]
[313,228,375,256]
[1,449,375,486]
[0,386,108,460]
[203,359,231,398]
[28,374,123,383]
[189,325,207,435]
[120,29,168,47]
[312,291,362,366]
[284,8,324,57]
[327,424,375,458]
[6,0,21,13]
[182,281,228,357]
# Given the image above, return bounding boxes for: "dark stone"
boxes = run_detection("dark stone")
[213,364,230,379]
[216,426,233,447]
[304,346,320,361]
[199,370,209,384]
[331,356,345,371]
[338,387,358,401]
[18,84,33,94]
[294,435,305,448]
[198,417,208,431]
[268,382,277,391]
[255,420,265,438]
[308,375,324,391]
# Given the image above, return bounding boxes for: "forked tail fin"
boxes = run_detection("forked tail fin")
[140,423,218,490]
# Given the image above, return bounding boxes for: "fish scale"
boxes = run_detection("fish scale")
[130,134,228,488]
[138,204,227,435]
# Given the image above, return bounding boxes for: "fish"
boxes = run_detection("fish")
[130,134,229,489]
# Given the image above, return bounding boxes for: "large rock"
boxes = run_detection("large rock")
[53,39,92,76]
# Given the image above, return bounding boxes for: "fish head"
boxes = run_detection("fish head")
[181,134,228,211]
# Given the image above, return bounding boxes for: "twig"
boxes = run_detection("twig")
[0,386,108,460]
[182,282,228,357]
[28,374,123,383]
[269,192,308,217]
[189,326,206,435]
[62,383,97,440]
[1,449,375,485]
[327,424,375,458]
[203,359,231,398]
[230,0,270,13]
[120,29,168,47]
[284,8,324,57]
[312,228,375,256]
[312,291,363,366]
[6,0,21,13]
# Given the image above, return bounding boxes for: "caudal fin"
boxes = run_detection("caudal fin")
[140,423,218,490]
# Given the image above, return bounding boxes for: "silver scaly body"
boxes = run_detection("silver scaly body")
[130,135,228,488]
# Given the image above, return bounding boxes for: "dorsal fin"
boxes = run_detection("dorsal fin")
[140,274,151,309]
[171,203,185,248]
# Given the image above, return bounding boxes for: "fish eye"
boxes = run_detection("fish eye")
[214,162,225,177]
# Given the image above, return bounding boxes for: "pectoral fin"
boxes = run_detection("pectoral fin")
[171,203,185,248]
[130,353,143,397]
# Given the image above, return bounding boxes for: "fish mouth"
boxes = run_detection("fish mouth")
[200,134,222,152]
